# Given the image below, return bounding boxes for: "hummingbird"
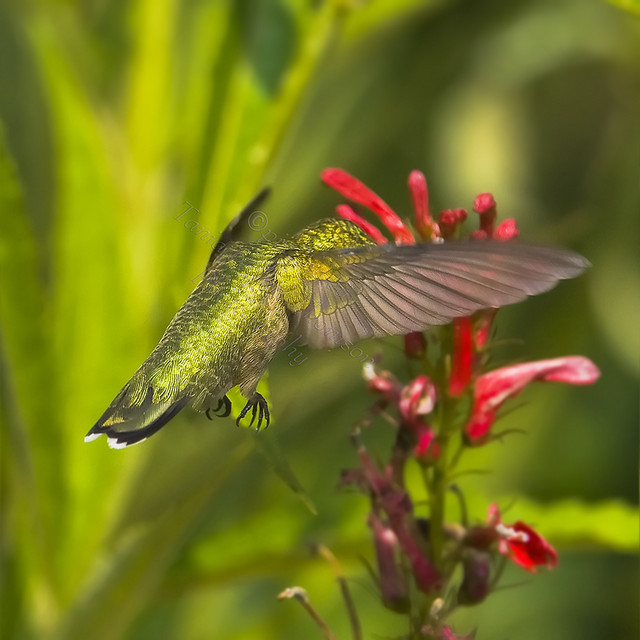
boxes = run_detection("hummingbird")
[85,189,589,448]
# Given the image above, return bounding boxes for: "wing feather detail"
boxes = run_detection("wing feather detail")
[288,241,588,349]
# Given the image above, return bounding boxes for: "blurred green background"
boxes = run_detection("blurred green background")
[1,0,638,639]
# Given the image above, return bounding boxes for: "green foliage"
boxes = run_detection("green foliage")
[1,1,638,639]
[608,0,640,16]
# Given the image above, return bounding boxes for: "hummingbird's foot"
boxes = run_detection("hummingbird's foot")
[236,393,270,430]
[205,395,232,420]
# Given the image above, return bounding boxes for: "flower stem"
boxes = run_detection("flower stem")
[318,545,362,640]
[429,434,449,568]
[278,587,338,640]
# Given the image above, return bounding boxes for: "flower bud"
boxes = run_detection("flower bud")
[399,375,436,422]
[473,193,497,235]
[404,331,426,359]
[368,514,410,612]
[458,550,491,605]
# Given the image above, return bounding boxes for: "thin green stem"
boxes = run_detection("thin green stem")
[428,434,449,568]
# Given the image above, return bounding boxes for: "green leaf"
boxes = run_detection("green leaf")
[607,0,640,16]
[0,120,63,630]
[251,429,318,516]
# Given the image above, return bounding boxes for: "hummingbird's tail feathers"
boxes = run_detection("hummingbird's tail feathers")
[205,187,271,271]
[84,386,188,449]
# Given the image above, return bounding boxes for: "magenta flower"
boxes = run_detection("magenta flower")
[355,441,441,592]
[466,356,601,444]
[368,513,408,611]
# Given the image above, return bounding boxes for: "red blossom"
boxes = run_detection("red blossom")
[472,309,497,349]
[498,520,558,572]
[404,331,426,359]
[470,229,488,240]
[336,204,388,244]
[488,504,558,572]
[399,375,436,422]
[473,193,497,235]
[322,168,415,244]
[414,425,440,463]
[438,208,467,239]
[449,317,473,396]
[408,170,438,240]
[466,357,601,444]
[494,218,519,241]
[363,362,402,405]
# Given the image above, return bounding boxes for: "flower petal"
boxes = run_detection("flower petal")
[336,204,388,244]
[473,193,497,235]
[450,317,473,396]
[494,218,519,241]
[400,375,436,421]
[322,168,415,244]
[504,521,558,572]
[408,170,436,240]
[466,357,600,442]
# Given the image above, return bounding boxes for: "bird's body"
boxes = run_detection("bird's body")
[86,198,588,449]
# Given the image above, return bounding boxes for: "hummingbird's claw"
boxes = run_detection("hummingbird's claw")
[236,393,270,430]
[206,395,232,420]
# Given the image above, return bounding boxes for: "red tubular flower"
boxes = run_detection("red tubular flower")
[438,208,467,239]
[399,375,436,422]
[449,317,473,396]
[404,331,426,359]
[336,204,388,244]
[408,170,438,240]
[472,309,497,349]
[466,356,601,444]
[498,520,558,572]
[473,193,497,235]
[414,425,440,463]
[494,218,519,241]
[322,168,415,244]
[363,362,402,405]
[488,504,558,572]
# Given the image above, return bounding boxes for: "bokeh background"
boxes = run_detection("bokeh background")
[1,0,638,639]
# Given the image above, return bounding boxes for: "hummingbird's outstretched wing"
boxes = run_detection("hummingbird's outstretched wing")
[84,385,188,449]
[286,241,589,349]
